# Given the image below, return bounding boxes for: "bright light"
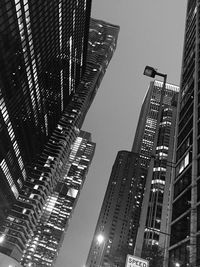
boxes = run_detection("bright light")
[0,234,5,243]
[97,234,104,244]
[175,263,180,267]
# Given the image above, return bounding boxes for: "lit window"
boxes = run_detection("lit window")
[177,153,189,174]
[22,208,27,214]
[151,180,165,185]
[153,167,166,172]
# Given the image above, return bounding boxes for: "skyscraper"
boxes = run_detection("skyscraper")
[21,131,96,267]
[133,81,179,257]
[0,0,92,264]
[86,151,147,267]
[77,18,120,127]
[168,1,200,266]
[132,80,179,168]
[0,4,120,266]
[86,80,179,267]
[0,0,91,223]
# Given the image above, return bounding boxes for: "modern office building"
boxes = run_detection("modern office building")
[0,0,92,263]
[86,80,179,267]
[86,151,147,267]
[0,0,91,223]
[168,1,200,266]
[132,80,179,168]
[133,81,179,257]
[0,7,120,266]
[21,131,96,267]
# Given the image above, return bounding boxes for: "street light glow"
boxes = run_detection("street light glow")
[97,234,104,244]
[175,263,180,267]
[0,234,5,243]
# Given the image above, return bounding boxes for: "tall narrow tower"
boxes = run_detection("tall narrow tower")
[133,81,179,257]
[86,151,147,267]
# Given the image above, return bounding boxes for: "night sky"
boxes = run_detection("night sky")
[56,1,187,266]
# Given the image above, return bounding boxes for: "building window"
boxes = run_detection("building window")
[172,189,191,220]
[168,242,189,267]
[174,167,191,197]
[176,152,190,176]
[170,215,190,246]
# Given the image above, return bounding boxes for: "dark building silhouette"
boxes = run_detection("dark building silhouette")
[86,151,147,267]
[168,1,200,266]
[0,7,120,266]
[77,18,120,126]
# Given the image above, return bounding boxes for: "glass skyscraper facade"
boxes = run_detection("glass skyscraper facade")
[0,0,92,265]
[168,1,200,266]
[0,0,91,222]
[0,3,121,266]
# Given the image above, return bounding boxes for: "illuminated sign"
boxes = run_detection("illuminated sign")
[125,255,149,267]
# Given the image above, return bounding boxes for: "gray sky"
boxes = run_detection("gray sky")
[56,1,186,267]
